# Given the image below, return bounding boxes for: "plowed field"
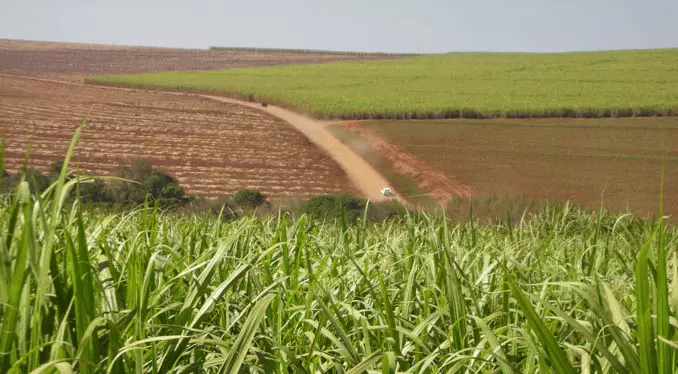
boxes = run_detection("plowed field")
[0,39,403,83]
[361,118,678,218]
[0,75,358,198]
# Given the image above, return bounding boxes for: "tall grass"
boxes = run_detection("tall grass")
[0,133,677,372]
[88,48,678,119]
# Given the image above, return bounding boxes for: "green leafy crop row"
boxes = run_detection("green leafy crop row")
[0,127,676,373]
[89,48,678,119]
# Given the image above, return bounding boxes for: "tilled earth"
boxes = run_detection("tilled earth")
[0,75,358,198]
[0,39,403,83]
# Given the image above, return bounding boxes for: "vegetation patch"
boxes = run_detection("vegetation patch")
[233,188,267,209]
[2,158,186,207]
[1,166,676,372]
[89,48,678,119]
[1,126,677,373]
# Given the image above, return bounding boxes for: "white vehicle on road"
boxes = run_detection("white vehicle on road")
[380,187,394,196]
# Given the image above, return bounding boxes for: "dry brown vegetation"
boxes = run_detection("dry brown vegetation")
[0,75,358,199]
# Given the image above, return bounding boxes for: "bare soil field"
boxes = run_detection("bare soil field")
[0,75,358,199]
[352,118,678,218]
[328,121,470,204]
[0,39,403,83]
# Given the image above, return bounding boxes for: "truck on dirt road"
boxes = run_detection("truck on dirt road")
[380,187,393,196]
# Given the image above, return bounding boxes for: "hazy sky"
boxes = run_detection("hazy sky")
[1,0,676,53]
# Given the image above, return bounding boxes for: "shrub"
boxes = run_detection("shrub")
[234,189,266,209]
[366,200,408,221]
[76,178,112,203]
[0,168,51,194]
[301,194,367,223]
[145,171,185,203]
[108,158,186,207]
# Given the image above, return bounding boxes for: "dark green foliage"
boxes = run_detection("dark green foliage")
[49,159,65,175]
[108,158,186,207]
[234,189,266,209]
[145,172,184,201]
[366,200,408,221]
[300,194,409,223]
[301,194,368,223]
[77,178,112,203]
[0,168,51,194]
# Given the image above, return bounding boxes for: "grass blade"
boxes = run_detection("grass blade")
[635,228,658,374]
[220,293,276,374]
[505,269,576,374]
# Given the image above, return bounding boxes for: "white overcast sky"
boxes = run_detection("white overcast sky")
[1,0,676,53]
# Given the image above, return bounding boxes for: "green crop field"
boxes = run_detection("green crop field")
[1,128,678,373]
[88,49,678,119]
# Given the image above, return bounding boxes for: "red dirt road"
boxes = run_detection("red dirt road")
[200,96,402,203]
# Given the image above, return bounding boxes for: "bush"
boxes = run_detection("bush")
[234,189,266,209]
[366,200,408,221]
[0,168,52,194]
[145,172,185,204]
[301,194,367,223]
[108,158,186,207]
[76,178,112,203]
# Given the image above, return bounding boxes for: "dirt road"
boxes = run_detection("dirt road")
[1,73,400,203]
[201,95,401,203]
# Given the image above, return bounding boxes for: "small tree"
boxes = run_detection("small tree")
[234,189,266,209]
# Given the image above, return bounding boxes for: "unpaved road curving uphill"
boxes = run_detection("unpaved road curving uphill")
[202,94,403,203]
